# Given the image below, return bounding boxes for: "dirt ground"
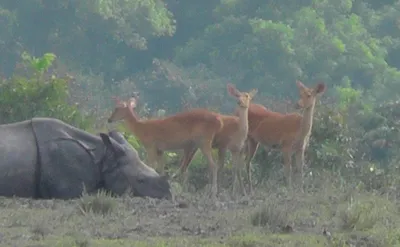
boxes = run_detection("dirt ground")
[0,176,399,247]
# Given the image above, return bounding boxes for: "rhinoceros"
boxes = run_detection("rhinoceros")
[0,117,171,199]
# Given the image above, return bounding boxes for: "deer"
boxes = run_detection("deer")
[237,103,283,194]
[171,83,258,197]
[107,96,224,200]
[244,80,326,190]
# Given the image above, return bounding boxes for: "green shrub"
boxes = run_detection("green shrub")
[0,52,93,129]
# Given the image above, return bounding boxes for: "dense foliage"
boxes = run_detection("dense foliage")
[1,0,400,190]
[0,52,92,129]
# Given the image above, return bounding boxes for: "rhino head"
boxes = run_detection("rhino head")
[98,131,171,199]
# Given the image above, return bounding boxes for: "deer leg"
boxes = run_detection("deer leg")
[172,145,197,178]
[231,150,238,198]
[181,147,198,192]
[245,138,259,195]
[282,146,292,189]
[171,145,197,192]
[217,148,227,169]
[294,145,306,192]
[200,140,218,200]
[245,137,259,164]
[156,149,165,175]
[146,147,158,170]
[217,147,227,181]
[231,150,246,199]
[235,150,247,197]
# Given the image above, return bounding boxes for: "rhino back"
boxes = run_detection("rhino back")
[0,120,38,197]
[31,118,105,199]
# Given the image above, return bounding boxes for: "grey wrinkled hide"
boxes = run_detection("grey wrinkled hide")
[0,117,171,200]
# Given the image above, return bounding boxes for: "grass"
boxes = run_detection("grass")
[1,175,400,247]
[28,234,330,247]
[78,190,117,216]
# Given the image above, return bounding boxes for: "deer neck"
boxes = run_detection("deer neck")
[124,107,142,133]
[298,101,316,140]
[236,106,249,137]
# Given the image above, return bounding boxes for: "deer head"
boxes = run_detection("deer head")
[227,83,258,108]
[295,81,326,109]
[108,97,138,123]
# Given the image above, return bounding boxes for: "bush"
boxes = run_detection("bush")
[0,52,93,129]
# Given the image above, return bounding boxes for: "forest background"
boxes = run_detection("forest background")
[1,0,400,188]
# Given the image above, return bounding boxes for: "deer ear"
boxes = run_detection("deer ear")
[296,80,306,90]
[249,89,258,98]
[227,83,241,97]
[315,83,326,94]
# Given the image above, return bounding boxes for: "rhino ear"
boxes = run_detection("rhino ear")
[99,133,125,157]
[107,130,128,145]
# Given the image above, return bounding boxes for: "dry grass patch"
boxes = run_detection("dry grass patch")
[338,194,398,231]
[78,190,116,216]
[250,196,291,231]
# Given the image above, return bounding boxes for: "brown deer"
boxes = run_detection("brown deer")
[245,80,326,190]
[172,84,258,197]
[107,97,224,200]
[238,103,283,194]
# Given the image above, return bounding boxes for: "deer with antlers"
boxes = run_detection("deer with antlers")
[172,84,258,197]
[107,96,224,200]
[243,81,326,191]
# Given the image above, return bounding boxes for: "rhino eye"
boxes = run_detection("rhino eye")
[138,178,145,184]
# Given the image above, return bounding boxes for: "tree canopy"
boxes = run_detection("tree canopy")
[1,0,400,182]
